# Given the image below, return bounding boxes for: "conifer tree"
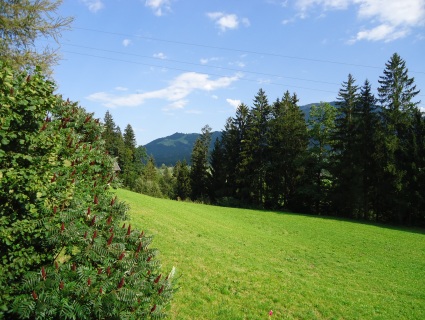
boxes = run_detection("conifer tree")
[173,160,191,200]
[299,102,337,214]
[331,74,361,217]
[240,89,271,206]
[378,53,421,223]
[209,137,226,203]
[355,80,381,219]
[267,91,308,210]
[221,104,250,202]
[190,125,212,201]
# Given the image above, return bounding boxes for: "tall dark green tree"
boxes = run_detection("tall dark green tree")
[266,91,308,210]
[299,102,337,214]
[209,137,226,202]
[355,80,381,219]
[331,74,361,217]
[240,89,271,206]
[102,110,122,158]
[221,103,250,201]
[173,160,191,200]
[121,124,139,190]
[378,53,421,223]
[190,125,212,201]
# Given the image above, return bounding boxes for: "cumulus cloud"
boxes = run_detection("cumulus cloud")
[226,98,242,109]
[87,72,241,109]
[114,86,128,91]
[145,0,172,16]
[293,0,425,42]
[122,39,132,47]
[207,12,250,32]
[81,0,104,12]
[153,52,167,59]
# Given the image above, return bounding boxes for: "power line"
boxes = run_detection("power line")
[73,26,425,75]
[62,50,339,94]
[61,42,340,86]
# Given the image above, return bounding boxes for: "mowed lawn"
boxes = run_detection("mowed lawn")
[116,189,425,320]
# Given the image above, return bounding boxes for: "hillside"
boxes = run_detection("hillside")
[117,188,425,320]
[144,131,221,166]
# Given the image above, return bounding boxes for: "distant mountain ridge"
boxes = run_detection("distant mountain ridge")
[144,102,336,167]
[144,131,221,167]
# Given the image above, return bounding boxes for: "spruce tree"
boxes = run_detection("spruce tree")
[190,125,212,201]
[240,89,271,206]
[209,137,226,203]
[378,53,421,223]
[173,160,191,200]
[221,104,250,202]
[267,91,308,210]
[355,80,380,219]
[300,102,337,214]
[331,74,361,217]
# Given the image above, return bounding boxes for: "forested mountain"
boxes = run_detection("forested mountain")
[143,103,335,167]
[144,131,221,166]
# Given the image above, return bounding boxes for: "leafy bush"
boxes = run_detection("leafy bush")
[0,62,175,319]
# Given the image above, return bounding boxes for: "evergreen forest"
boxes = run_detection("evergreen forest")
[109,53,424,227]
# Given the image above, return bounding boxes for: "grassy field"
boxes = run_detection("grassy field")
[116,188,425,320]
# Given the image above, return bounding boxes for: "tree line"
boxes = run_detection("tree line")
[111,53,424,227]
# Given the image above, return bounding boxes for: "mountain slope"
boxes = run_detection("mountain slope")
[144,131,221,166]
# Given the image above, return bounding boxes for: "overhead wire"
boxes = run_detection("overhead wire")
[73,26,425,75]
[62,50,338,94]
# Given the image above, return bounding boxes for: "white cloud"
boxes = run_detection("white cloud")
[230,61,246,68]
[122,39,132,47]
[145,0,171,16]
[200,57,220,65]
[153,52,167,59]
[87,72,241,109]
[207,12,250,32]
[293,0,425,42]
[115,86,128,91]
[81,0,104,13]
[226,98,242,109]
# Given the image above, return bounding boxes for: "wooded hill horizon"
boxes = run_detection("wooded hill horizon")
[143,102,337,167]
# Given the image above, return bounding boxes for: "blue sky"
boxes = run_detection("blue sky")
[51,0,425,145]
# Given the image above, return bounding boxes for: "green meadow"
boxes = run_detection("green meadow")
[116,189,425,320]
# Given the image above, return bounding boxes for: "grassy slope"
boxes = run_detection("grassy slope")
[116,189,425,320]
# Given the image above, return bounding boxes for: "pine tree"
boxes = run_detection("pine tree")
[267,91,308,210]
[331,74,361,217]
[240,89,271,206]
[102,110,121,157]
[221,104,250,202]
[378,53,421,223]
[300,102,337,214]
[173,160,191,200]
[355,80,380,219]
[121,124,139,190]
[190,125,212,201]
[209,137,226,203]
